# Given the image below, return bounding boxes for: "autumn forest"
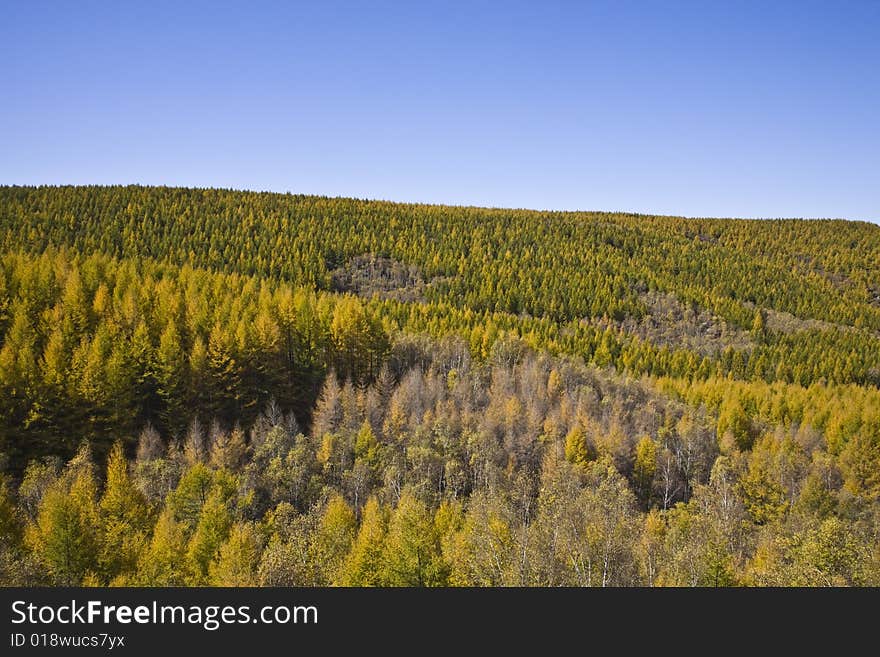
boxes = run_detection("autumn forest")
[0,185,878,586]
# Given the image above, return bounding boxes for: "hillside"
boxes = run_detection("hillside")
[3,186,879,389]
[0,185,878,586]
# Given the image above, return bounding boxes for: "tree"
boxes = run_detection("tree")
[155,320,187,436]
[840,427,880,502]
[258,503,321,586]
[660,502,737,586]
[637,510,665,586]
[330,297,388,386]
[311,495,356,584]
[311,375,342,439]
[443,491,513,586]
[137,507,188,586]
[747,517,870,586]
[751,309,766,341]
[243,427,316,514]
[354,420,379,465]
[136,423,164,463]
[381,491,448,586]
[168,463,216,526]
[0,474,42,585]
[209,425,248,472]
[18,456,62,520]
[633,436,657,508]
[186,490,233,585]
[183,417,207,465]
[564,425,592,467]
[26,450,101,585]
[209,522,262,586]
[739,458,788,525]
[206,323,242,422]
[337,497,388,586]
[717,397,757,452]
[99,442,152,582]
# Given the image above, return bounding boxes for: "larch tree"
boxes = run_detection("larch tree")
[137,506,187,586]
[99,441,152,583]
[337,496,388,586]
[381,491,448,587]
[310,494,356,584]
[185,489,233,585]
[26,449,101,585]
[209,522,262,586]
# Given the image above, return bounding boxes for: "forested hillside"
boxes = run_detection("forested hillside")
[0,185,878,586]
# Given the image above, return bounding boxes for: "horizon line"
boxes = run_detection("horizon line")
[2,182,877,226]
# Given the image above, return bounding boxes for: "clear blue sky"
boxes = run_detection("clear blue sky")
[3,1,878,222]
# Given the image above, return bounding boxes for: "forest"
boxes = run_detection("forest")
[0,185,878,586]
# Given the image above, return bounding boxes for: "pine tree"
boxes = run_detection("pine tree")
[209,425,248,472]
[311,374,342,438]
[186,490,233,585]
[633,436,658,507]
[354,420,379,466]
[207,323,241,423]
[99,442,152,582]
[381,492,447,586]
[26,455,101,585]
[751,309,766,341]
[156,320,187,436]
[564,425,592,466]
[311,495,356,584]
[209,522,262,586]
[337,497,387,586]
[136,506,187,586]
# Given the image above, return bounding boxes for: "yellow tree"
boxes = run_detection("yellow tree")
[311,495,356,584]
[26,447,101,584]
[99,442,152,583]
[209,522,262,586]
[137,506,187,586]
[337,497,388,586]
[381,492,448,586]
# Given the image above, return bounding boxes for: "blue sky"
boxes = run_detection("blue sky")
[3,1,878,222]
